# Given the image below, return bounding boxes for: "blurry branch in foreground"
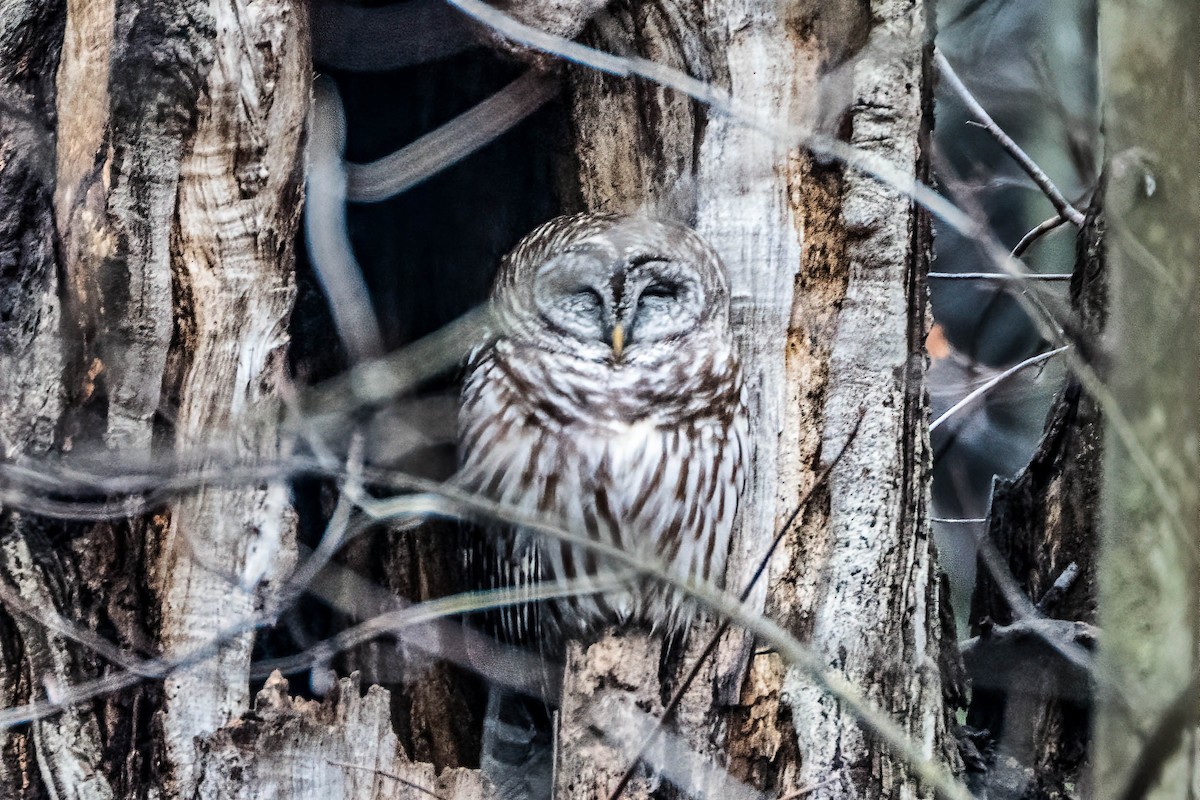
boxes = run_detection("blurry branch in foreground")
[305,78,385,361]
[343,69,560,203]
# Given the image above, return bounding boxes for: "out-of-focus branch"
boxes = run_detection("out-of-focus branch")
[344,70,561,203]
[590,695,765,800]
[305,78,385,362]
[960,618,1097,699]
[0,572,627,732]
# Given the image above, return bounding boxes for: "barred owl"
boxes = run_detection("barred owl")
[458,213,748,645]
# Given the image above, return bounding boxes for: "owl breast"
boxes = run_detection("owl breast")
[458,339,747,641]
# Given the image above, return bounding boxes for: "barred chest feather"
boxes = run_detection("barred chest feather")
[458,338,748,641]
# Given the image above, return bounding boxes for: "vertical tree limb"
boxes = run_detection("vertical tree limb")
[784,1,959,794]
[0,2,107,796]
[1094,0,1200,796]
[556,1,959,796]
[152,1,307,795]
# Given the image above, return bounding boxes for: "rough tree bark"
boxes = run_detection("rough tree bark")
[0,1,489,798]
[550,1,961,797]
[0,1,962,798]
[1094,0,1200,796]
[965,199,1105,798]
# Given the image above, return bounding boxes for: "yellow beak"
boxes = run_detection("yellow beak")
[611,323,625,360]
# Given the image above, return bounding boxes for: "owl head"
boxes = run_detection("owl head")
[489,214,732,366]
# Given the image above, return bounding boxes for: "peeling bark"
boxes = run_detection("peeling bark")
[0,1,489,797]
[151,1,307,794]
[0,2,102,797]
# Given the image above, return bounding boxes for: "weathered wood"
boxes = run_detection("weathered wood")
[557,1,958,797]
[0,2,107,796]
[150,1,306,795]
[1094,0,1200,796]
[0,1,508,798]
[966,199,1105,799]
[785,2,960,795]
[193,672,491,800]
[554,636,663,799]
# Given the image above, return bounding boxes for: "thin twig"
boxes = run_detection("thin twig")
[0,573,629,732]
[930,346,1069,433]
[328,760,445,800]
[934,49,1085,227]
[1011,214,1070,258]
[927,272,1071,282]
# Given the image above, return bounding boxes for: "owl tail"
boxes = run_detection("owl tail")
[481,687,555,800]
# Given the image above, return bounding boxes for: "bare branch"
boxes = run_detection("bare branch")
[327,760,445,800]
[927,272,1071,282]
[930,346,1069,433]
[934,48,1085,227]
[1012,214,1071,258]
[300,550,559,700]
[1035,562,1081,613]
[250,573,634,679]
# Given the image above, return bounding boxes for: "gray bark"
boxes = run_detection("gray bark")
[555,1,960,797]
[0,1,962,797]
[0,1,489,798]
[1094,0,1200,796]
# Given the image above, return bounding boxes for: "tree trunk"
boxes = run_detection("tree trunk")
[0,1,963,797]
[0,2,492,798]
[554,1,961,797]
[965,197,1105,798]
[1094,0,1200,796]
